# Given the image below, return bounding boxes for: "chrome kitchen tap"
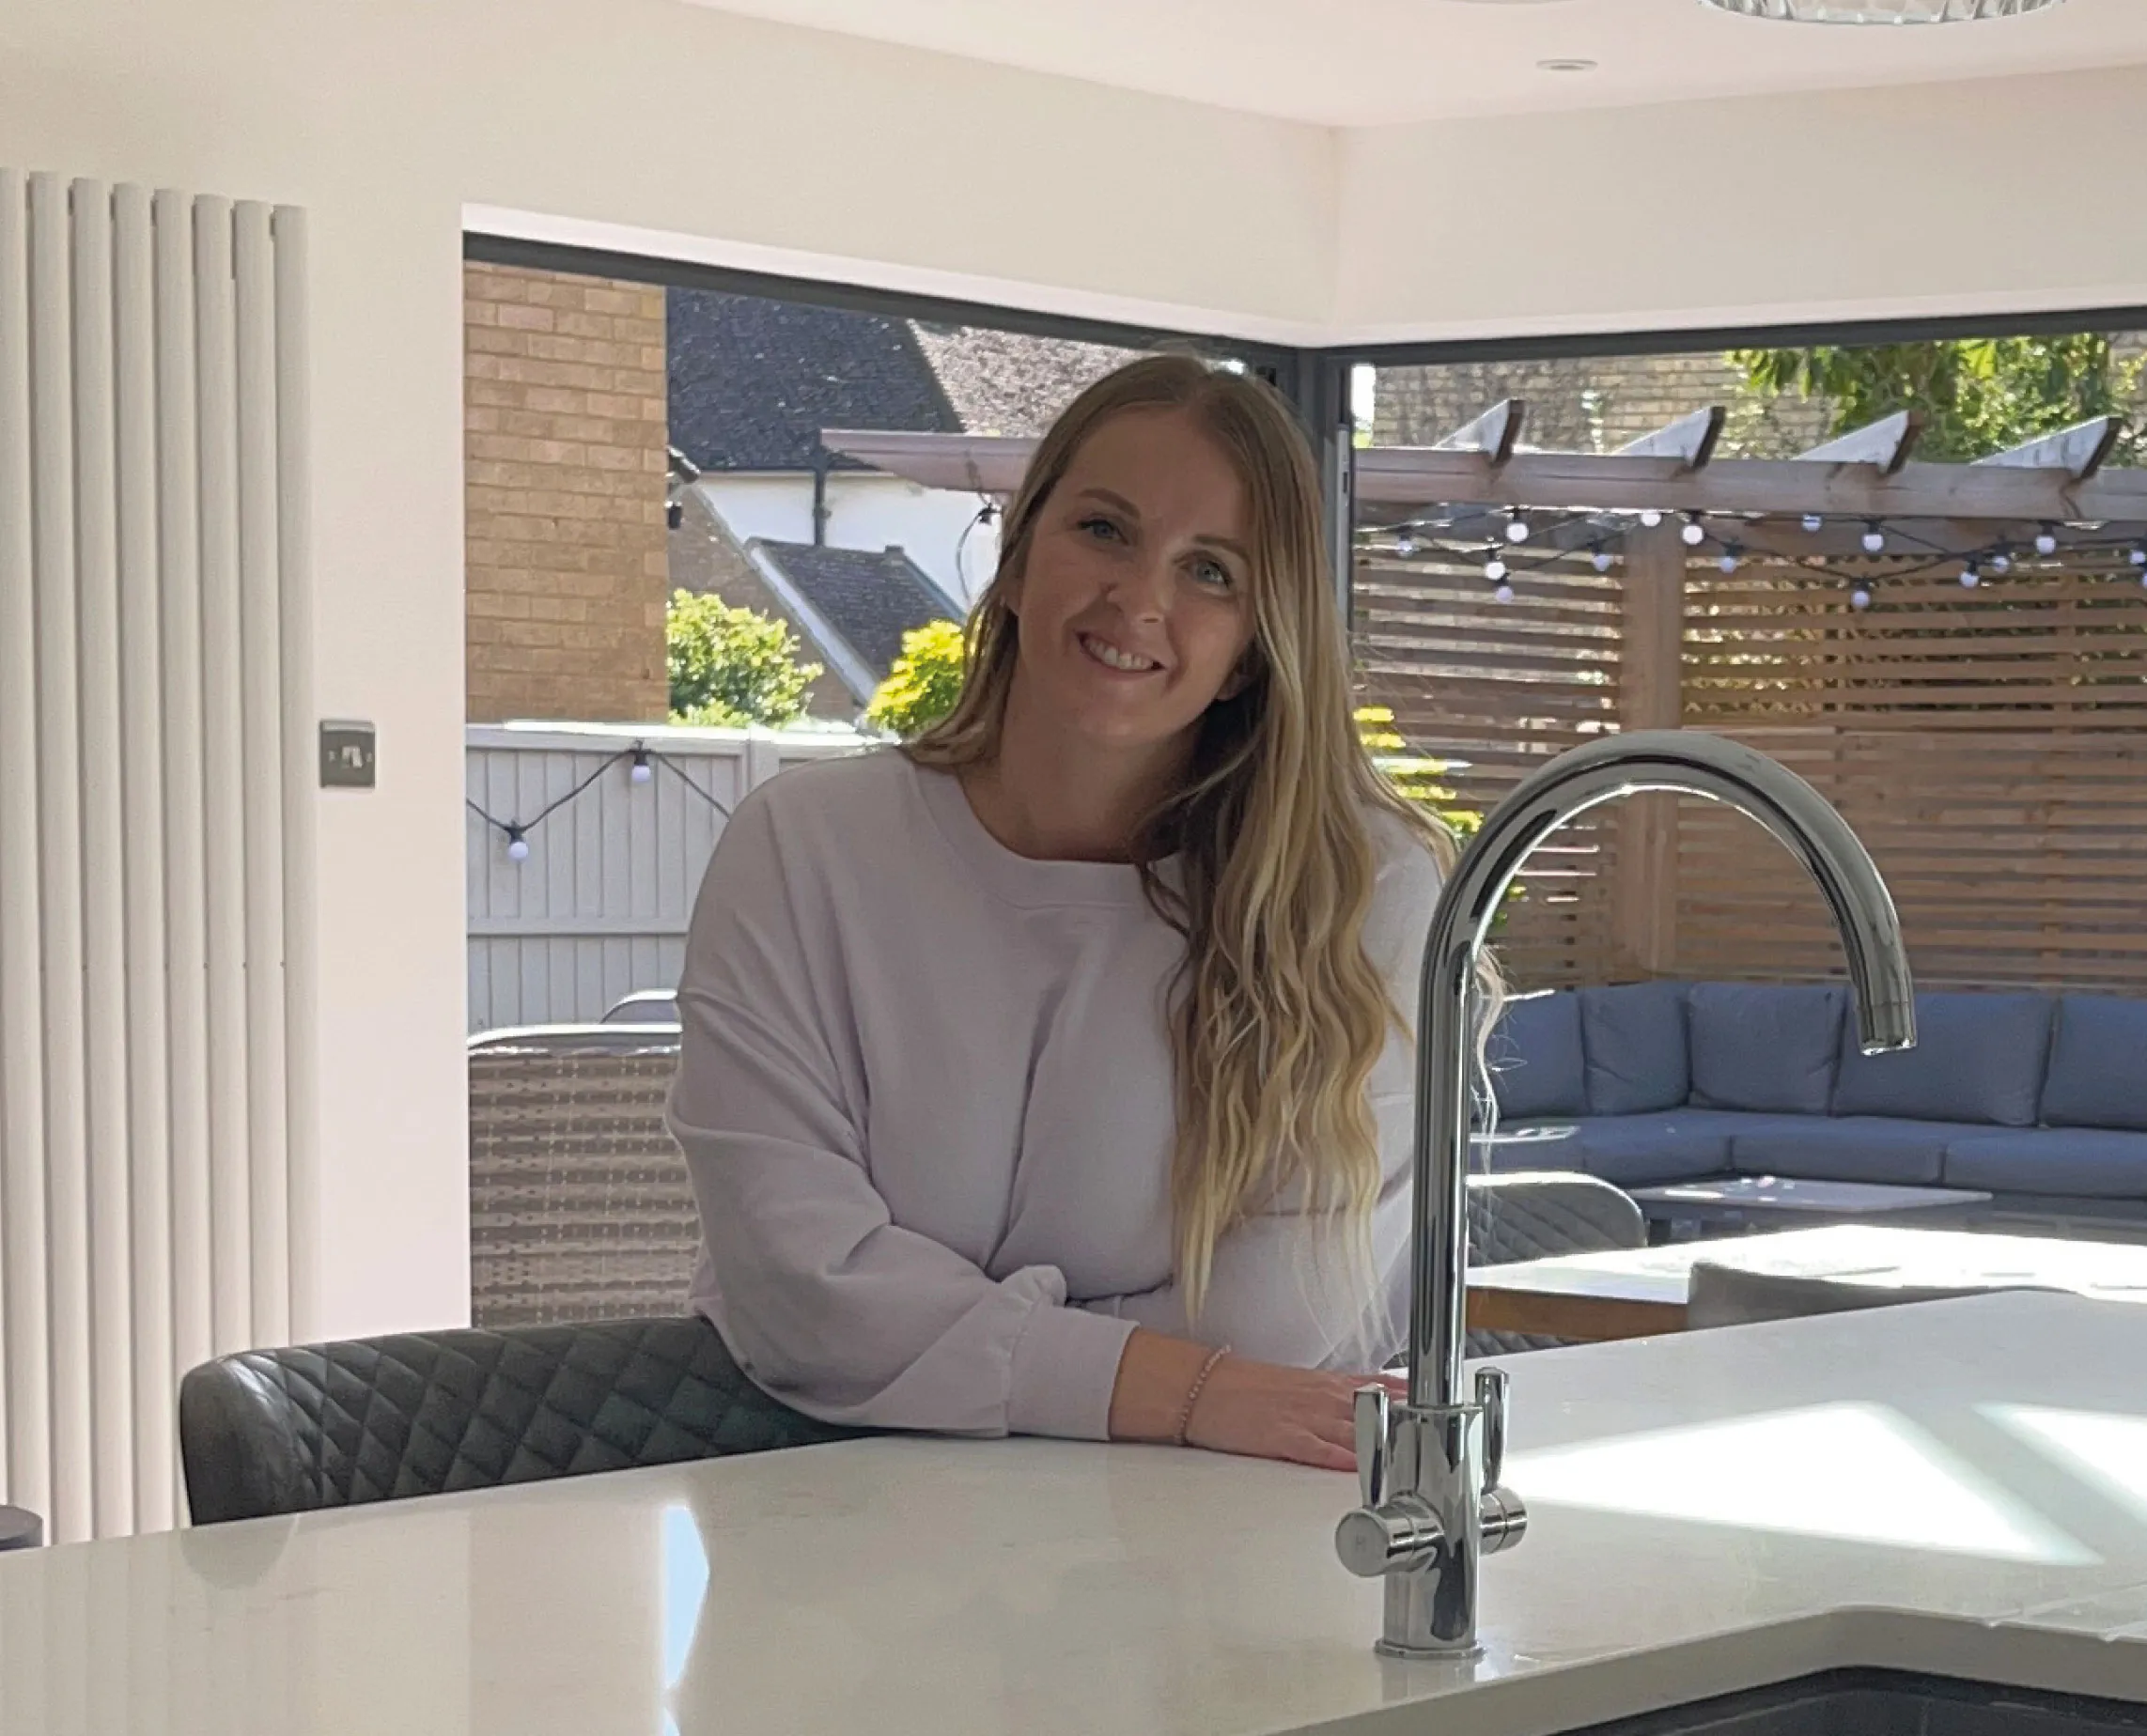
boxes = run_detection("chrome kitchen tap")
[1335,729,1917,1659]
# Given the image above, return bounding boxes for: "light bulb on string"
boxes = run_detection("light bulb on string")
[2130,547,2147,568]
[1494,582,1516,604]
[1802,514,1824,534]
[1850,587,1873,612]
[1989,550,2012,575]
[1860,523,1886,555]
[2034,524,2059,557]
[1592,547,1613,574]
[1719,546,1742,574]
[506,827,531,864]
[1395,533,1417,558]
[1484,555,1508,583]
[630,747,653,784]
[1639,510,1663,529]
[1504,512,1531,544]
[1960,564,1981,589]
[1681,515,1706,548]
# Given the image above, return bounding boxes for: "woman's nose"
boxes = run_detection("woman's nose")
[1108,552,1173,619]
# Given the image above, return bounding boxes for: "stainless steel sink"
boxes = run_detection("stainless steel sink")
[1563,1672,2147,1734]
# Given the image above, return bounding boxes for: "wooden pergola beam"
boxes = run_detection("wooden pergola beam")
[823,429,1025,494]
[1796,411,1922,474]
[1352,447,2147,520]
[1615,406,1724,471]
[825,428,2147,523]
[1974,415,2124,482]
[1432,398,1526,466]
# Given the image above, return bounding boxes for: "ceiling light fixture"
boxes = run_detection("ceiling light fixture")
[1700,0,2063,21]
[1536,56,1598,71]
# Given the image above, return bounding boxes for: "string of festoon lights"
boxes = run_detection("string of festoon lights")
[467,742,732,863]
[1375,507,2147,612]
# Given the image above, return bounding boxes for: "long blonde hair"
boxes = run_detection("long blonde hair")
[908,355,1457,1318]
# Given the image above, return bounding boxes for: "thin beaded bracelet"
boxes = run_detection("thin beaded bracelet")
[1175,1344,1232,1447]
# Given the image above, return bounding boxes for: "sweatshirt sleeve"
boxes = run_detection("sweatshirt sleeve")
[1079,826,1440,1372]
[666,782,1138,1440]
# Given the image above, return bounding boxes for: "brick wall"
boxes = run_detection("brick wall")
[668,490,857,720]
[464,262,670,723]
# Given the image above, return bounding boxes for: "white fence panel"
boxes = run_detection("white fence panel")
[465,723,869,1032]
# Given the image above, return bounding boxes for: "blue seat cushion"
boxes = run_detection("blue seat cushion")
[1727,1115,1962,1186]
[1943,1129,2147,1200]
[1580,980,1690,1116]
[1476,1122,1588,1176]
[1487,990,1586,1121]
[2041,996,2147,1133]
[1550,1112,1750,1188]
[1688,983,1846,1115]
[1830,991,2053,1127]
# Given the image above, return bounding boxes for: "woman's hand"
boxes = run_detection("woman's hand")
[1107,1326,1404,1473]
[1182,1355,1407,1473]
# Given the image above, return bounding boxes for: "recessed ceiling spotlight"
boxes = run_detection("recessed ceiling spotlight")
[1701,0,2062,20]
[1537,56,1599,71]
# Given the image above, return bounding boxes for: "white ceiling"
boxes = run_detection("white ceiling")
[680,0,2147,127]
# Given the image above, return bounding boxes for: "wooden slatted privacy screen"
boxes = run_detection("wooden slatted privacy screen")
[1359,544,2147,995]
[1351,544,1624,990]
[1677,557,2147,993]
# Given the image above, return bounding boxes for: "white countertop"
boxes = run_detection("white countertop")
[9,1291,2147,1736]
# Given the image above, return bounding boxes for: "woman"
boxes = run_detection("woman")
[667,354,1465,1473]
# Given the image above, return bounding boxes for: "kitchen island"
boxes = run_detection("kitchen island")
[7,1291,2147,1735]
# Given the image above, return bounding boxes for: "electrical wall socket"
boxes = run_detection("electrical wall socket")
[319,721,377,789]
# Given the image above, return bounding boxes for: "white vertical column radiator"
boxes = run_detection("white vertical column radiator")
[0,171,318,1542]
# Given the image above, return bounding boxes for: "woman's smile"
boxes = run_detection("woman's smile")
[1077,630,1165,676]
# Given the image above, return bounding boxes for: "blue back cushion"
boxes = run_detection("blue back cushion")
[1579,981,1690,1115]
[2041,996,2147,1132]
[1688,983,1846,1115]
[1831,991,2053,1127]
[1487,990,1586,1121]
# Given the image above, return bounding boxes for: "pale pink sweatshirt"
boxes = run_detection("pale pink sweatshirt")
[667,749,1439,1441]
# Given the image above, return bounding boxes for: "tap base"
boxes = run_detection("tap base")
[1373,1636,1483,1663]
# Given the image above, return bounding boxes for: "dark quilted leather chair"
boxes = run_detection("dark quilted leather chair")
[179,1315,859,1525]
[1468,1170,1646,1356]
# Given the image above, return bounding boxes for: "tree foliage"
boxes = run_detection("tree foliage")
[865,619,968,738]
[1732,334,2143,464]
[665,590,823,727]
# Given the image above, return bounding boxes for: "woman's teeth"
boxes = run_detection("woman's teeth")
[1081,634,1159,673]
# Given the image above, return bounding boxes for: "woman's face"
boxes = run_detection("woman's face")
[1005,406,1259,759]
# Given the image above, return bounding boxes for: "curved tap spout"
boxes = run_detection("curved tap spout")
[1409,728,1915,1413]
[1342,727,1916,1661]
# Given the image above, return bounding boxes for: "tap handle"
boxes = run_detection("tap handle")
[1476,1366,1510,1492]
[1354,1385,1391,1507]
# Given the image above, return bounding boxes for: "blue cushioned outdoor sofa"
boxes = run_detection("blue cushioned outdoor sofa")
[1486,981,2147,1222]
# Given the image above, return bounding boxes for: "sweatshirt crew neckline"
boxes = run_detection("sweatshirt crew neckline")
[909,755,1161,911]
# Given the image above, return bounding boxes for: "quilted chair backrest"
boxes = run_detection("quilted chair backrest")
[1467,1171,1647,1358]
[179,1316,858,1526]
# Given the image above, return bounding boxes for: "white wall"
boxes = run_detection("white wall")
[1334,65,2147,344]
[692,473,996,605]
[0,0,1332,1341]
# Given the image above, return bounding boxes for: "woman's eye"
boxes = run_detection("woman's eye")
[1078,516,1124,543]
[1192,558,1234,590]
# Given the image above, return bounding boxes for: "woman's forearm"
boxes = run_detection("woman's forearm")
[1105,1326,1222,1444]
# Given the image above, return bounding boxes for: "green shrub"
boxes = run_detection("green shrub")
[865,619,968,738]
[666,591,822,727]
